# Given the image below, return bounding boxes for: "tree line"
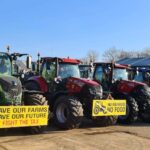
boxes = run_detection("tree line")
[80,47,150,64]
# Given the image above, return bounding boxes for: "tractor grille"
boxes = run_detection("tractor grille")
[80,84,103,101]
[0,76,22,105]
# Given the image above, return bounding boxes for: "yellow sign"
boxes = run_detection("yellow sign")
[0,106,49,128]
[92,100,126,116]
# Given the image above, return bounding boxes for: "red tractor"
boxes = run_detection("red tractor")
[93,62,150,123]
[24,57,118,129]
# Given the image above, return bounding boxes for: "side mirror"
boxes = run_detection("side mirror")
[26,56,32,69]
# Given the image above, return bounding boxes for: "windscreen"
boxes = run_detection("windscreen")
[113,68,128,80]
[58,63,80,79]
[0,53,11,75]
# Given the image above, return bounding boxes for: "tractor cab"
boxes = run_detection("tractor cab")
[10,53,33,83]
[38,57,81,92]
[0,52,32,78]
[93,62,129,91]
[41,57,80,80]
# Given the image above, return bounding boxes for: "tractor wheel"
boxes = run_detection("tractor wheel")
[23,93,48,134]
[133,85,150,123]
[92,116,118,127]
[118,96,139,124]
[53,95,83,129]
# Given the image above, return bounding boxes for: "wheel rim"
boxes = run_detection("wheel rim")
[56,103,69,123]
[118,103,130,120]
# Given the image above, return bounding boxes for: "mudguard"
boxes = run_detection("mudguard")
[26,76,48,92]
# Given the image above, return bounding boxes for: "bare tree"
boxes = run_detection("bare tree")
[103,47,121,61]
[80,50,99,64]
[80,57,89,64]
[102,47,143,61]
[81,47,150,64]
[118,50,138,59]
[87,50,99,63]
[140,48,150,57]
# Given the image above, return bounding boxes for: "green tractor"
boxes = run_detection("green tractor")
[0,52,48,134]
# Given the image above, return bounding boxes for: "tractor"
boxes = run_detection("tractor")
[25,56,118,129]
[93,62,150,123]
[0,52,48,134]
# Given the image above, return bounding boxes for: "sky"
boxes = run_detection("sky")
[0,0,150,60]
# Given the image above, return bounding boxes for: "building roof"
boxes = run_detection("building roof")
[117,57,150,67]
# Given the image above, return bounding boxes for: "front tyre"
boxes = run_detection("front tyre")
[132,85,150,123]
[53,96,83,129]
[23,93,48,134]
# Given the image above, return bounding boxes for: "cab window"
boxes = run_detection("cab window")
[42,62,56,82]
[0,53,11,75]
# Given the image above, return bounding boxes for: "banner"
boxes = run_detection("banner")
[0,106,49,128]
[92,100,126,116]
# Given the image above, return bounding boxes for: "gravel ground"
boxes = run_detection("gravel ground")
[0,122,149,150]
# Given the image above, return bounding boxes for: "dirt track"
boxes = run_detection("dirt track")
[0,123,149,150]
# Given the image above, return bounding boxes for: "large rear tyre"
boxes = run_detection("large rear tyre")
[53,96,83,129]
[132,85,150,123]
[118,96,139,124]
[92,116,118,127]
[23,94,48,134]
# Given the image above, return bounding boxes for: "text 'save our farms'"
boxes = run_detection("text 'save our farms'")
[0,106,49,128]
